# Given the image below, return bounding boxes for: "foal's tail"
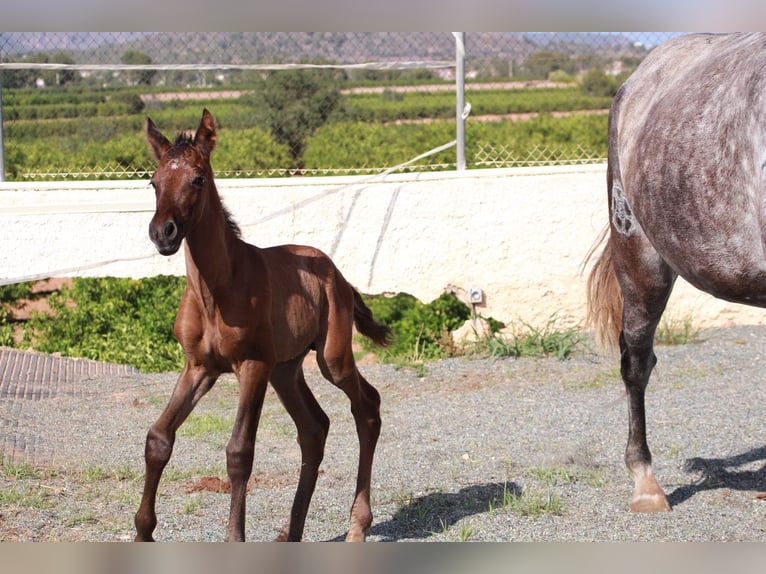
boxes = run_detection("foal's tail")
[584,227,623,355]
[353,290,393,347]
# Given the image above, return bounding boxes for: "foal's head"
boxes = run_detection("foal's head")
[145,108,218,256]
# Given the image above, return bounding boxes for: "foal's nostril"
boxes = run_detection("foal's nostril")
[163,220,177,240]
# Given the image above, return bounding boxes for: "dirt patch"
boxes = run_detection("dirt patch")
[5,278,72,321]
[3,278,73,345]
[187,469,308,494]
[6,278,71,321]
[187,476,232,494]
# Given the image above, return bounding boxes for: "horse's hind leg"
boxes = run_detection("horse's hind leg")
[269,357,330,541]
[612,230,677,512]
[317,346,381,542]
[135,364,218,541]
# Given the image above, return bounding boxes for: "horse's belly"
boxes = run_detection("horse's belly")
[657,235,766,307]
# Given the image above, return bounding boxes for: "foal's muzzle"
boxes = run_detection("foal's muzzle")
[149,219,183,256]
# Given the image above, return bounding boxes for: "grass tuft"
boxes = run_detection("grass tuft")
[467,315,583,360]
[655,313,700,346]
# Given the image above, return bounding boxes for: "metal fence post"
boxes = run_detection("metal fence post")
[454,32,466,171]
[0,72,5,182]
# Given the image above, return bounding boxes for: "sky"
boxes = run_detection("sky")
[1,1,761,32]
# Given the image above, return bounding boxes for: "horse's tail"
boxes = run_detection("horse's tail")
[584,227,623,355]
[353,290,393,347]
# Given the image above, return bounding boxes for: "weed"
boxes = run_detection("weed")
[487,481,520,515]
[178,413,233,438]
[183,495,203,515]
[65,510,97,527]
[1,458,45,480]
[468,315,583,360]
[112,464,143,482]
[526,464,607,488]
[390,357,429,378]
[527,466,577,486]
[0,485,54,509]
[570,367,621,390]
[655,313,700,346]
[512,488,563,516]
[76,465,108,483]
[161,465,227,483]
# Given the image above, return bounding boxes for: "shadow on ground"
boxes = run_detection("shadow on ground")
[326,481,522,542]
[668,445,766,507]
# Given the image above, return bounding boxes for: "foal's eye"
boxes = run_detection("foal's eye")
[191,175,205,188]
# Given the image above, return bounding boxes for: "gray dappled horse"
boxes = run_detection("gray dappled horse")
[587,33,766,512]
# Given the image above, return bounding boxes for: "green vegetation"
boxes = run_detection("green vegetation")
[15,276,185,372]
[177,414,233,440]
[654,313,701,346]
[249,68,343,168]
[1,82,611,180]
[0,276,701,374]
[2,277,589,373]
[360,292,474,362]
[467,315,583,360]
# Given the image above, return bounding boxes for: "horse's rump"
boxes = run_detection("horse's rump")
[608,32,766,301]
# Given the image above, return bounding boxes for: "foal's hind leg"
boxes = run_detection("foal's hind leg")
[612,230,677,512]
[269,356,330,541]
[317,347,381,542]
[135,364,218,541]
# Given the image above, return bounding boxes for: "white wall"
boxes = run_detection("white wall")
[2,166,764,330]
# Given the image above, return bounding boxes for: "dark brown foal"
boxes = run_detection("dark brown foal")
[134,109,390,542]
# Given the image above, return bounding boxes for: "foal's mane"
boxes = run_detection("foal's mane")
[173,131,196,146]
[171,130,242,239]
[221,205,242,238]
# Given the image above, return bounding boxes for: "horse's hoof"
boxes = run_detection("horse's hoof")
[630,493,672,513]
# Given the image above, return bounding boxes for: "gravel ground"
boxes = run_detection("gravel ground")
[1,326,765,542]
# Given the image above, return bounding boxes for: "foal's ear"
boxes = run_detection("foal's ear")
[145,117,171,161]
[194,108,217,158]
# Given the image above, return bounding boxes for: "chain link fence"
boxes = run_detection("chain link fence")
[0,32,678,181]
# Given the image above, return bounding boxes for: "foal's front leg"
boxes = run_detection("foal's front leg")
[135,364,218,541]
[224,358,272,542]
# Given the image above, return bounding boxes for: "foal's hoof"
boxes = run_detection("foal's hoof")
[630,492,672,513]
[273,530,290,542]
[344,530,367,542]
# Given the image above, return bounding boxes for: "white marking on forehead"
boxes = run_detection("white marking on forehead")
[169,159,180,170]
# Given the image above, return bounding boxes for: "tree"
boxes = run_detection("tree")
[522,50,576,79]
[120,50,156,86]
[1,51,78,88]
[580,69,619,97]
[46,52,78,86]
[255,68,342,170]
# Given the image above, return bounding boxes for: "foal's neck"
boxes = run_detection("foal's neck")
[184,186,239,295]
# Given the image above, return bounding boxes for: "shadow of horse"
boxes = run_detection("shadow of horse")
[325,481,522,542]
[667,445,766,507]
